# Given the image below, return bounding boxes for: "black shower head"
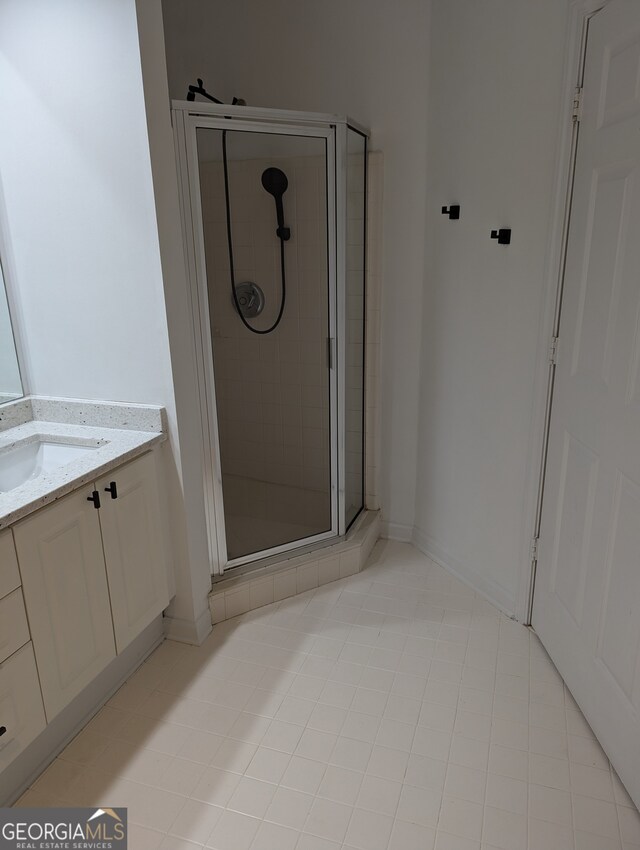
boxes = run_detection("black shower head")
[261,167,288,198]
[261,167,290,241]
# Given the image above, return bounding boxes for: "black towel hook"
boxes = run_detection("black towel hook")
[490,228,511,245]
[441,204,460,220]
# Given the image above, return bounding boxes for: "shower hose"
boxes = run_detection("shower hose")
[222,129,287,334]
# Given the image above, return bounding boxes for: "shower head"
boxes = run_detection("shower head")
[261,167,289,198]
[261,167,290,241]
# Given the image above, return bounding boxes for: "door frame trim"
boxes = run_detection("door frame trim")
[517,0,608,623]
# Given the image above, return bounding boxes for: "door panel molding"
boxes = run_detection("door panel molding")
[532,0,640,808]
[595,470,640,704]
[516,1,607,624]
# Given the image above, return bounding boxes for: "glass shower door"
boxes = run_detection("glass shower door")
[344,127,367,529]
[195,126,335,564]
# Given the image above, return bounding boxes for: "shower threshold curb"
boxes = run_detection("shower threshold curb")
[208,509,380,624]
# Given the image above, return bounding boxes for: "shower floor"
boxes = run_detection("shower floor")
[226,516,323,562]
[222,474,332,561]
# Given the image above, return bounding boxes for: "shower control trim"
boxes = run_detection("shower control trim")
[234,282,265,319]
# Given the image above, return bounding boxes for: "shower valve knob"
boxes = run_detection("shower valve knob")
[441,204,460,220]
[490,228,511,245]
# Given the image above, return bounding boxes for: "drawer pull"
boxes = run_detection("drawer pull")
[0,727,6,737]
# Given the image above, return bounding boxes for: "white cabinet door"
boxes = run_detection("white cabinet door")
[533,0,640,809]
[0,530,20,599]
[14,489,116,721]
[97,453,169,653]
[0,644,46,771]
[0,588,30,665]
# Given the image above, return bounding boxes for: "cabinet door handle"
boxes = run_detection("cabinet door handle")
[0,726,6,737]
[87,490,101,509]
[104,481,118,500]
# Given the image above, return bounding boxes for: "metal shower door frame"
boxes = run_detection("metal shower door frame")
[335,122,369,534]
[173,103,343,575]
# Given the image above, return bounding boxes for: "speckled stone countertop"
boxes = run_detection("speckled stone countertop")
[0,397,166,530]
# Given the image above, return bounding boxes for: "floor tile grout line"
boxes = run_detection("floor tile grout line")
[17,541,640,850]
[475,622,496,850]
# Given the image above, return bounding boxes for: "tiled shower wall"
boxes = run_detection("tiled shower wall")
[199,149,382,556]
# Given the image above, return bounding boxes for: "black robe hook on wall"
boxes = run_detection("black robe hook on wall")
[491,228,511,245]
[441,204,460,220]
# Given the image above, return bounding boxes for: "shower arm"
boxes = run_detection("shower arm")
[186,78,245,107]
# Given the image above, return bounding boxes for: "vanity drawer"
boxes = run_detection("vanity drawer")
[0,588,30,665]
[0,643,46,772]
[0,529,21,600]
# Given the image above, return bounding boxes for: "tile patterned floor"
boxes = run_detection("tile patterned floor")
[17,541,640,850]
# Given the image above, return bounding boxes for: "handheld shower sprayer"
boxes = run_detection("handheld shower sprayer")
[261,168,291,241]
[220,143,291,335]
[187,78,289,335]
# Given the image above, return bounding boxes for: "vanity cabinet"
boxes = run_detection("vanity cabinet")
[0,531,20,599]
[97,452,169,653]
[0,530,46,771]
[0,530,47,771]
[14,488,117,720]
[0,644,47,772]
[13,451,169,721]
[0,589,31,666]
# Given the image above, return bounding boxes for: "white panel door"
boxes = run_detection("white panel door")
[97,453,169,653]
[14,489,116,720]
[533,0,640,808]
[0,529,20,599]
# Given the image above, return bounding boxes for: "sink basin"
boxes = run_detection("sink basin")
[0,439,99,493]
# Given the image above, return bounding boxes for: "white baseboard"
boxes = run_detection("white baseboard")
[163,608,212,645]
[380,520,413,542]
[359,511,381,567]
[412,526,517,618]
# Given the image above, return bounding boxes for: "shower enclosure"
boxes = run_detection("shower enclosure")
[173,101,368,574]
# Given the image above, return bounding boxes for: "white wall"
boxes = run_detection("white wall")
[0,0,574,630]
[0,0,170,405]
[161,0,431,534]
[0,262,22,399]
[0,0,211,642]
[414,0,570,615]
